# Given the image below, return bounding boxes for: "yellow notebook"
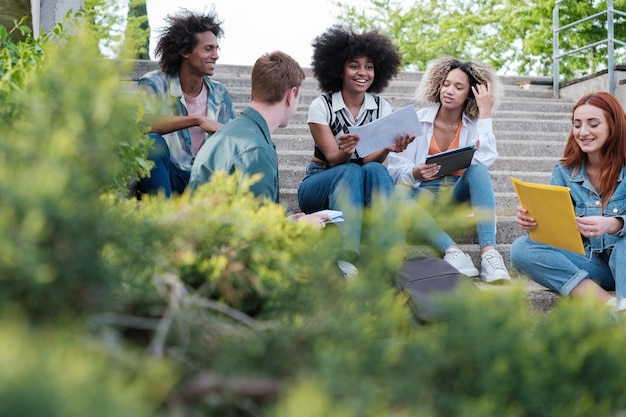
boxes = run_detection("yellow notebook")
[511,178,585,254]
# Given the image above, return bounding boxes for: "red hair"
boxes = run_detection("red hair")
[561,92,626,204]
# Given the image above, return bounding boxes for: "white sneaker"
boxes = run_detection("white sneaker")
[605,297,618,310]
[479,249,511,283]
[443,248,479,277]
[338,260,358,280]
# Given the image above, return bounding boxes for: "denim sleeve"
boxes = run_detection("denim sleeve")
[611,215,626,237]
[137,78,161,115]
[218,90,237,124]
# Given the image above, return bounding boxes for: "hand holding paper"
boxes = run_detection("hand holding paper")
[349,105,423,157]
[312,209,344,223]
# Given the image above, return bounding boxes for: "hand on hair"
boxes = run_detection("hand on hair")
[473,82,494,119]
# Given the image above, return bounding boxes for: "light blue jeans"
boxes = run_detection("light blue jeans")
[409,164,497,252]
[510,235,626,300]
[298,161,395,261]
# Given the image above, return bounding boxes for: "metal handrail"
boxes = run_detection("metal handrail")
[553,0,626,98]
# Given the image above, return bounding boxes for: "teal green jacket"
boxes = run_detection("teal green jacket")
[189,106,280,203]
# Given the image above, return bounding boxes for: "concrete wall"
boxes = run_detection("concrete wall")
[0,0,84,38]
[559,67,626,104]
[38,0,84,34]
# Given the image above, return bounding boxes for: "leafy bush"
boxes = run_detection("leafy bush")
[406,290,626,417]
[0,312,173,417]
[0,18,62,122]
[0,21,151,320]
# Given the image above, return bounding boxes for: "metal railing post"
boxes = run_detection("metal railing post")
[553,3,561,98]
[552,1,625,98]
[608,0,616,94]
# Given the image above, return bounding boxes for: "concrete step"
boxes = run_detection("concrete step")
[276,148,555,172]
[495,139,566,157]
[495,130,567,143]
[276,163,551,196]
[494,110,571,120]
[273,142,559,172]
[257,108,573,129]
[491,171,551,193]
[491,156,558,172]
[220,75,557,91]
[227,102,573,119]
[278,163,536,210]
[280,185,526,247]
[223,89,568,111]
[415,97,573,113]
[272,130,567,148]
[273,117,570,136]
[208,68,553,88]
[271,135,567,160]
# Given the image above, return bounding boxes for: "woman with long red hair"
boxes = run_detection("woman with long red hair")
[511,91,626,311]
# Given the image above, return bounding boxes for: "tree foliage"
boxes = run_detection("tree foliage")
[335,0,626,79]
[81,0,150,59]
[124,0,150,60]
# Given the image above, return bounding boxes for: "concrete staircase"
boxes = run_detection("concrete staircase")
[129,61,575,311]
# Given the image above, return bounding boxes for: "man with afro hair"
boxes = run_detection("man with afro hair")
[136,8,236,197]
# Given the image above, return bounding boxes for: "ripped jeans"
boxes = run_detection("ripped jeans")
[510,234,626,301]
[297,161,395,260]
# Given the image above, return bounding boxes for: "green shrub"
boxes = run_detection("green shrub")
[0,312,173,417]
[407,290,626,417]
[0,22,151,320]
[0,19,62,123]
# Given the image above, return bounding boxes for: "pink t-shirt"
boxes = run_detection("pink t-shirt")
[183,82,208,156]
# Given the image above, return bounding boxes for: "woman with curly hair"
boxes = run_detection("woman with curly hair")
[297,25,414,278]
[511,92,626,311]
[388,56,510,283]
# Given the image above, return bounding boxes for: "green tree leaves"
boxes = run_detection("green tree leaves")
[335,0,626,79]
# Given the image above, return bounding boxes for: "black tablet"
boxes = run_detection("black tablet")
[425,145,477,177]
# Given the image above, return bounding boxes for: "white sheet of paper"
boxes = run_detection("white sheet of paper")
[349,105,423,157]
[312,209,344,223]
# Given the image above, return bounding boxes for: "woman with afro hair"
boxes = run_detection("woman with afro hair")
[297,25,414,278]
[388,56,511,283]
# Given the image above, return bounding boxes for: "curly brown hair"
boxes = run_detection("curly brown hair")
[310,25,402,94]
[155,9,224,75]
[415,56,501,119]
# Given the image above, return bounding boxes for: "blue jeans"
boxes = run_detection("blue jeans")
[137,134,190,197]
[510,235,626,301]
[298,161,395,260]
[409,164,497,252]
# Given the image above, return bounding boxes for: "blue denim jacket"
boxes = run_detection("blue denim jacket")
[551,161,626,252]
[138,70,237,171]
